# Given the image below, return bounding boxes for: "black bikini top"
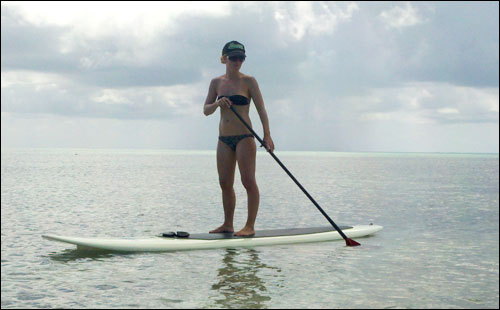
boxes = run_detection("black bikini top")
[217,95,250,106]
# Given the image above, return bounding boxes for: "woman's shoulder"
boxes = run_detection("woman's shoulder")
[241,74,259,90]
[240,73,258,84]
[209,75,225,88]
[211,75,225,83]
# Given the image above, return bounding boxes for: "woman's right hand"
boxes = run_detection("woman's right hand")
[217,97,233,109]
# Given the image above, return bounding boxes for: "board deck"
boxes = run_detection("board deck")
[43,225,382,252]
[185,226,352,240]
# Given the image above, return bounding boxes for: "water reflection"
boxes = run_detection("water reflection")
[46,248,123,263]
[210,248,281,309]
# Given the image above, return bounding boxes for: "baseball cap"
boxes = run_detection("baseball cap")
[222,41,246,57]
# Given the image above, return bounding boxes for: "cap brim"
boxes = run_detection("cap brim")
[225,51,245,57]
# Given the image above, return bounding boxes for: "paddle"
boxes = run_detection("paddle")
[229,106,361,246]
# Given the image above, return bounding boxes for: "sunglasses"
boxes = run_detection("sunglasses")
[228,55,246,62]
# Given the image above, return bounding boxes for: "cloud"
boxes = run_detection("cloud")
[3,2,497,90]
[2,2,232,36]
[271,81,498,126]
[1,1,498,152]
[394,2,499,87]
[1,2,231,87]
[274,2,359,41]
[379,2,424,29]
[1,70,206,119]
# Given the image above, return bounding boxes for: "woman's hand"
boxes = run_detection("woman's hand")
[216,97,232,109]
[263,135,275,152]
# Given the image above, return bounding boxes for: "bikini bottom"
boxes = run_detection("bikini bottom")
[219,134,254,152]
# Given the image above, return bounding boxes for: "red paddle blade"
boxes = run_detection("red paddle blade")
[345,238,361,247]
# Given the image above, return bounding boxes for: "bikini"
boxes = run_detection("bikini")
[217,95,254,152]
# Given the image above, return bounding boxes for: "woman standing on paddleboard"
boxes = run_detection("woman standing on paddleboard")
[203,41,274,237]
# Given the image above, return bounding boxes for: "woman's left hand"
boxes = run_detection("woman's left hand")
[263,135,275,153]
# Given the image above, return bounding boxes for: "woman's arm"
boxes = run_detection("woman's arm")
[248,76,274,151]
[204,78,220,116]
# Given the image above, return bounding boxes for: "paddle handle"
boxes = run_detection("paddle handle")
[229,106,359,245]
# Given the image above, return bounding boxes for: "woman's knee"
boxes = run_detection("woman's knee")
[241,176,257,191]
[219,178,234,191]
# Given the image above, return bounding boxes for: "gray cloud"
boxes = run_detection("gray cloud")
[3,2,498,90]
[1,8,76,73]
[1,2,498,152]
[391,2,499,87]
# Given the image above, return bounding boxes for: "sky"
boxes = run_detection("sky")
[1,1,499,153]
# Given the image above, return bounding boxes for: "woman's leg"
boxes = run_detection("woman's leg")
[235,137,259,236]
[210,139,237,233]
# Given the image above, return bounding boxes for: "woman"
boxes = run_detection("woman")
[203,41,274,237]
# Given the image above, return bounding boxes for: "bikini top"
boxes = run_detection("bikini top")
[216,95,250,106]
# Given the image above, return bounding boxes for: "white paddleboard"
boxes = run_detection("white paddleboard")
[43,225,382,252]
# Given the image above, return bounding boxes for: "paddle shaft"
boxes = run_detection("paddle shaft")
[229,106,358,245]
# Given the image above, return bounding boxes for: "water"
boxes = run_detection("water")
[1,148,498,308]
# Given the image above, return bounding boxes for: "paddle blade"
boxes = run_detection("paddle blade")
[345,238,361,247]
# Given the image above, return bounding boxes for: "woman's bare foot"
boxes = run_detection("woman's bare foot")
[209,224,234,234]
[234,226,255,237]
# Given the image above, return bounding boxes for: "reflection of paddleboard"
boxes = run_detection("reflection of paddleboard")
[43,225,382,252]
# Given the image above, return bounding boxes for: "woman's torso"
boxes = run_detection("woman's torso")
[216,74,253,136]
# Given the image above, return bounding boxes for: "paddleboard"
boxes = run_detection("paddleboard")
[43,224,382,252]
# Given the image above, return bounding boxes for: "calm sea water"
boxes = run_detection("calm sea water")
[1,148,498,309]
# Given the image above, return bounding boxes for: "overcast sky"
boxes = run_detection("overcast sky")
[1,1,499,153]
